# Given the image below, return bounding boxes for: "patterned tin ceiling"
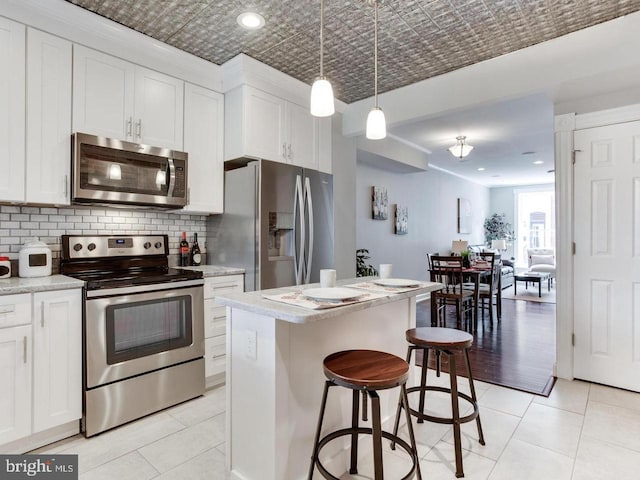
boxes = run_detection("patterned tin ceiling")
[65,0,640,103]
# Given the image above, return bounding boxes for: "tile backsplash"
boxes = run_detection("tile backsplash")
[0,205,208,274]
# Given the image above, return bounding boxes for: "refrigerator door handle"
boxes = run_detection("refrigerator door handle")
[304,177,314,284]
[293,175,305,285]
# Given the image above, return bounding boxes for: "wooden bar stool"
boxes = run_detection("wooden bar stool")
[308,350,422,480]
[392,328,485,478]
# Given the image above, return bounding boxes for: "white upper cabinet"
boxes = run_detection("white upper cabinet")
[32,290,82,434]
[26,29,72,205]
[183,83,224,214]
[0,18,25,203]
[72,45,135,141]
[133,66,184,150]
[225,85,320,169]
[73,45,184,150]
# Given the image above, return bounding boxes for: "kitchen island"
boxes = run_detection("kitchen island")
[215,278,441,480]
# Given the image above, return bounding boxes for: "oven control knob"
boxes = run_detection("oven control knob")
[144,242,151,250]
[154,242,163,249]
[73,243,82,252]
[87,243,96,251]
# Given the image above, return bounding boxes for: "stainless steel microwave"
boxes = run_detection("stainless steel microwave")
[72,133,188,208]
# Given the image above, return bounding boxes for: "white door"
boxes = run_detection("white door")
[573,120,640,391]
[32,290,82,433]
[133,66,184,150]
[72,45,135,140]
[26,29,72,205]
[182,83,224,214]
[244,86,286,161]
[0,325,32,445]
[287,102,318,169]
[0,18,25,202]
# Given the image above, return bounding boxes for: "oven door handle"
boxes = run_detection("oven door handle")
[86,278,204,298]
[166,158,176,198]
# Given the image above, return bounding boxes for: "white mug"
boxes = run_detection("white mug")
[379,264,393,279]
[320,269,336,288]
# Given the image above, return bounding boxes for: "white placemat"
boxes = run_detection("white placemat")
[347,280,428,294]
[262,289,387,310]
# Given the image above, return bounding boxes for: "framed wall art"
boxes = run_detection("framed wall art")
[395,205,408,235]
[371,186,388,220]
[457,197,472,234]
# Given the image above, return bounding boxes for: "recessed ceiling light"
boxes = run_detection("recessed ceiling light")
[477,167,485,171]
[533,160,544,165]
[237,12,265,30]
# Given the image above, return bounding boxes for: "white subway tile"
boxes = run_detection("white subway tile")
[1,221,20,229]
[1,206,21,213]
[125,218,139,224]
[11,214,29,221]
[83,216,97,222]
[48,215,66,222]
[30,214,48,221]
[39,222,57,229]
[40,208,58,214]
[20,222,38,229]
[105,210,120,217]
[66,216,82,222]
[91,209,106,216]
[57,208,76,215]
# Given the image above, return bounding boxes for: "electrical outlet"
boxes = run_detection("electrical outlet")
[246,330,257,360]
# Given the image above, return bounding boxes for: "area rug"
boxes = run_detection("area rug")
[501,286,556,304]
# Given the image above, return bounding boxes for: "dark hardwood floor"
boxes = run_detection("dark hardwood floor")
[415,297,556,396]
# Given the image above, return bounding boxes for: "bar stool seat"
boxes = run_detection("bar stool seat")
[393,328,485,478]
[309,350,421,480]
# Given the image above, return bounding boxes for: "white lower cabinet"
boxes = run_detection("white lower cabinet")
[33,290,82,433]
[203,275,244,385]
[0,289,81,450]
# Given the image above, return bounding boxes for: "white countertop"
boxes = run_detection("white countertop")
[177,265,245,277]
[0,275,85,295]
[215,277,441,324]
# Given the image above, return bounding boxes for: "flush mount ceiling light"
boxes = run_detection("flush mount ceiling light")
[533,160,544,165]
[448,136,473,159]
[310,0,335,117]
[366,0,386,140]
[236,12,265,30]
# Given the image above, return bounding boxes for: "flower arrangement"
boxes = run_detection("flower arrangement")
[484,213,514,244]
[356,249,378,277]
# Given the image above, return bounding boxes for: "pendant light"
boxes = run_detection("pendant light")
[310,0,335,117]
[448,136,474,159]
[366,0,386,140]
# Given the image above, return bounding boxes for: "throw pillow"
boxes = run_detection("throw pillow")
[530,254,554,265]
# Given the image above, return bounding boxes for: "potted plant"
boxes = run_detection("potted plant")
[356,249,378,277]
[460,250,471,268]
[484,213,514,245]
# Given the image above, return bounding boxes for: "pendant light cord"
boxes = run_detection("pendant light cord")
[374,0,378,107]
[320,0,324,78]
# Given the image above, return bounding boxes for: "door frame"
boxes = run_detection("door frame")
[554,103,640,379]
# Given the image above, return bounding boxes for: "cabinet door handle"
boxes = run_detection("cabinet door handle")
[126,116,133,137]
[135,119,142,138]
[0,304,15,314]
[41,302,45,328]
[282,143,287,159]
[23,336,27,364]
[288,144,292,160]
[63,175,68,198]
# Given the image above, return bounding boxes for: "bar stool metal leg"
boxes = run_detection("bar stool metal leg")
[391,347,414,449]
[464,349,485,445]
[401,384,422,480]
[447,352,464,478]
[350,389,360,475]
[308,380,332,480]
[417,347,429,424]
[369,391,384,480]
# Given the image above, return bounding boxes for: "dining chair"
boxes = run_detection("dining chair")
[463,252,501,324]
[429,256,475,330]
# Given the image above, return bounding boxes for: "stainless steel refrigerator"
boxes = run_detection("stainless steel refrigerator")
[212,159,333,292]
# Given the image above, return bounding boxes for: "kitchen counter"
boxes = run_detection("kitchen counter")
[176,265,245,277]
[221,277,441,480]
[215,277,440,323]
[0,275,84,295]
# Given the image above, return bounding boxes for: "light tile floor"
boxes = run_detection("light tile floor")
[34,378,640,480]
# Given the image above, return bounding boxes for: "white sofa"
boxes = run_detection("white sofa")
[527,248,556,279]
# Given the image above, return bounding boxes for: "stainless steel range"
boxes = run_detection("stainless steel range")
[60,234,205,437]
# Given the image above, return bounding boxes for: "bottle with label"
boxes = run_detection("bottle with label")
[191,233,202,266]
[180,232,190,266]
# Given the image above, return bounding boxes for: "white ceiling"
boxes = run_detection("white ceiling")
[389,93,555,188]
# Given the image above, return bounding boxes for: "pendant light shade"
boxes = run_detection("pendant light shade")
[366,107,386,140]
[310,78,335,117]
[366,0,386,140]
[448,136,474,159]
[310,0,334,117]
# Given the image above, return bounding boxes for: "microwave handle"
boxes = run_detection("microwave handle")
[167,159,176,197]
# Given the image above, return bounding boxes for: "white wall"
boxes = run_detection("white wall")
[356,162,489,281]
